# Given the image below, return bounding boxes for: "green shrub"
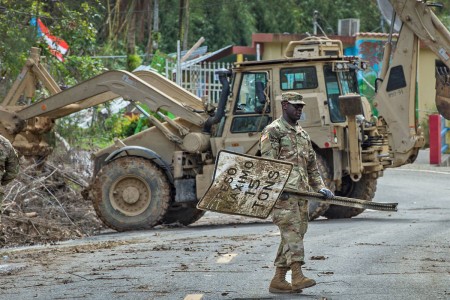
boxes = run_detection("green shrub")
[127,54,142,71]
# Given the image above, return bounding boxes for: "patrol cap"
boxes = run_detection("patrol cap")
[280,91,306,105]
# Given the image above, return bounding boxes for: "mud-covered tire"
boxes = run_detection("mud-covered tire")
[161,203,206,226]
[324,174,377,219]
[91,156,171,231]
[309,153,335,220]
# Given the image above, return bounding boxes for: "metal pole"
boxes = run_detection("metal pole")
[313,10,318,35]
[256,43,260,61]
[177,40,181,86]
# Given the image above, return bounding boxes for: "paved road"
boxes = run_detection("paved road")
[0,163,449,300]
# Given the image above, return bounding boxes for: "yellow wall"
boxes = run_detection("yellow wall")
[417,48,438,123]
[260,42,290,60]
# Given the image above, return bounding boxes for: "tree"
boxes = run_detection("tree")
[2,0,448,82]
[101,0,154,67]
[0,0,104,96]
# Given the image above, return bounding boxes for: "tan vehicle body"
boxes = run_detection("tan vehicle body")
[0,0,449,230]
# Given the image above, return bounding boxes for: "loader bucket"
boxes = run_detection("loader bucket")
[436,67,450,120]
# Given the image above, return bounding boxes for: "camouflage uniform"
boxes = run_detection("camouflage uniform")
[0,135,20,222]
[260,92,325,268]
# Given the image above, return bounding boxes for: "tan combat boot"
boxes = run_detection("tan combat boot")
[291,262,316,291]
[269,267,296,294]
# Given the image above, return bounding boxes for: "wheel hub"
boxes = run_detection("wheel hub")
[122,186,140,204]
[110,176,152,216]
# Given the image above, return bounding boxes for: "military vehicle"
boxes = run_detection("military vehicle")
[1,0,449,231]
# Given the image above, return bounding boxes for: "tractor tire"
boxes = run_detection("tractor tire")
[308,153,335,220]
[91,156,171,231]
[323,174,377,219]
[161,203,206,226]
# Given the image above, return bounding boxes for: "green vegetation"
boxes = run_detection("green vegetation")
[0,0,449,149]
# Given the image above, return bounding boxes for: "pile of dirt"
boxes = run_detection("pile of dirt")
[0,146,106,248]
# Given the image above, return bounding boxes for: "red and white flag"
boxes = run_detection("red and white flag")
[31,17,69,62]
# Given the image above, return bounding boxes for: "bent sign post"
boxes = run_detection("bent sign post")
[197,150,398,218]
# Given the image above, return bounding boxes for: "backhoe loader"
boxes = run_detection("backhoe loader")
[1,0,449,231]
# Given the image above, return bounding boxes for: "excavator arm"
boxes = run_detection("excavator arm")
[390,0,450,69]
[374,0,450,167]
[10,69,206,129]
[390,0,450,119]
[0,48,208,157]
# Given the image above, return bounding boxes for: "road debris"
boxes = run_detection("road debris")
[0,147,105,248]
[310,255,327,260]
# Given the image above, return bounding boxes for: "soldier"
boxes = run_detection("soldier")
[0,134,20,223]
[260,91,334,294]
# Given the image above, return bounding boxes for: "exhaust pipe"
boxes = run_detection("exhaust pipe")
[203,69,232,133]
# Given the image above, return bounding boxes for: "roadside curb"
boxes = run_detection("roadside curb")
[402,148,450,173]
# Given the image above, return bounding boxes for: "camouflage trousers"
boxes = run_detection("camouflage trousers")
[271,198,309,267]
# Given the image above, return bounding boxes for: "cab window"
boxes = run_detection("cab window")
[234,72,269,114]
[231,115,271,133]
[232,72,271,133]
[280,67,318,90]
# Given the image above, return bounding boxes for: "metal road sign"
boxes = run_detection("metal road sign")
[197,150,293,219]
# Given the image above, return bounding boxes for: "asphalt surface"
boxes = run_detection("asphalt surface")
[0,149,449,300]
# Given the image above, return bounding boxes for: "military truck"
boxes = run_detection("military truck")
[1,0,450,231]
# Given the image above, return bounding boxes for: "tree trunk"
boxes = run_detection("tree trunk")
[145,0,155,61]
[110,0,123,42]
[127,0,137,54]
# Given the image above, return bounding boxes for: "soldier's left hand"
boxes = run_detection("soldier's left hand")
[318,188,334,199]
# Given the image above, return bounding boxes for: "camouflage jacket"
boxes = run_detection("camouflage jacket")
[0,135,19,186]
[260,116,325,192]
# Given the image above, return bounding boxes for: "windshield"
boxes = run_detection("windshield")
[324,65,360,123]
[339,68,359,94]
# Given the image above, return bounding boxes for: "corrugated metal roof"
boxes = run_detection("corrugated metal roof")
[356,32,398,38]
[135,44,234,73]
[168,45,209,60]
[181,45,233,68]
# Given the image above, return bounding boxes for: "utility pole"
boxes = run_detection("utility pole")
[178,0,184,48]
[182,0,189,50]
[313,10,318,35]
[312,10,327,36]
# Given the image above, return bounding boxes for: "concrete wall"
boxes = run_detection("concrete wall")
[260,42,290,60]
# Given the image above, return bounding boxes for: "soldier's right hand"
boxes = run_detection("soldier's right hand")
[318,188,334,199]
